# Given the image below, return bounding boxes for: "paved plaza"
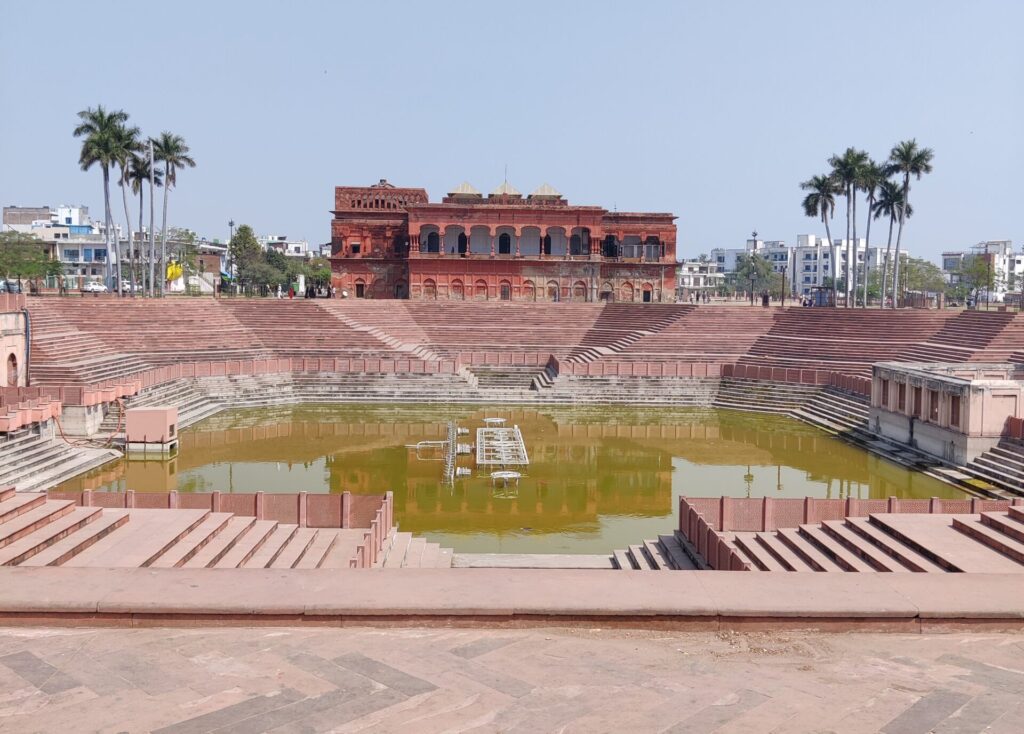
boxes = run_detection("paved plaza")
[0,626,1021,733]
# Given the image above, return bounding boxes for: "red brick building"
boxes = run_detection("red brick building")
[329,180,677,302]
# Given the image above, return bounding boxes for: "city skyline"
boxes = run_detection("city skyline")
[1,0,1020,260]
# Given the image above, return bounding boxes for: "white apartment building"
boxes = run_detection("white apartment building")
[260,234,310,259]
[942,240,1018,302]
[676,260,725,300]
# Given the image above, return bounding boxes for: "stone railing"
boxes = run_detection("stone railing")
[455,351,552,367]
[47,489,388,530]
[0,393,63,433]
[678,499,751,571]
[350,491,394,568]
[558,361,722,378]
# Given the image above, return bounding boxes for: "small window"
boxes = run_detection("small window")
[897,383,906,411]
[351,244,360,254]
[928,390,939,422]
[913,387,923,418]
[880,379,890,408]
[950,395,961,427]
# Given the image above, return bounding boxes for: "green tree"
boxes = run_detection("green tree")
[228,225,263,286]
[74,106,129,287]
[127,152,163,295]
[734,253,777,295]
[856,159,884,308]
[0,231,60,289]
[885,140,934,308]
[800,174,839,304]
[153,132,196,297]
[873,179,912,308]
[902,257,945,294]
[829,147,868,306]
[959,254,1000,306]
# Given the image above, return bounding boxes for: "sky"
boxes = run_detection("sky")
[1,0,1021,261]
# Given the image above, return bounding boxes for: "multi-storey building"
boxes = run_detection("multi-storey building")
[329,180,677,302]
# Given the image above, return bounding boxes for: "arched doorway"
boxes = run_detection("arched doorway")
[499,280,512,301]
[546,280,560,302]
[474,279,488,300]
[621,282,634,302]
[542,234,552,256]
[426,232,440,254]
[600,281,614,301]
[572,281,588,300]
[522,280,536,300]
[423,279,437,300]
[354,279,366,298]
[6,353,17,387]
[642,283,654,303]
[394,281,408,299]
[457,232,468,255]
[451,279,464,300]
[498,233,512,255]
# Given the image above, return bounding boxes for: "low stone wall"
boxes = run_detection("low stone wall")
[48,489,389,530]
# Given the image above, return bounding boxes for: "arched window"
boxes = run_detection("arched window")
[621,282,634,302]
[426,232,440,253]
[522,280,536,301]
[570,235,582,256]
[423,279,437,299]
[457,232,468,255]
[572,281,588,300]
[474,279,488,300]
[546,280,560,302]
[498,233,512,255]
[451,279,465,300]
[6,353,17,387]
[542,235,552,256]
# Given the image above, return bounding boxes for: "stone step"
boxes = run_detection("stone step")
[657,534,696,570]
[65,509,210,568]
[798,524,875,572]
[16,509,130,567]
[294,529,339,569]
[0,492,47,524]
[980,511,1024,543]
[868,514,1024,573]
[149,512,235,568]
[452,553,614,569]
[402,537,427,568]
[0,506,103,566]
[951,517,1024,566]
[732,533,787,571]
[1009,505,1024,523]
[612,548,634,570]
[382,532,413,569]
[754,531,816,571]
[843,518,946,573]
[820,521,909,572]
[269,527,318,568]
[215,520,280,569]
[419,542,440,568]
[775,527,845,572]
[242,525,298,568]
[0,500,76,549]
[628,544,655,570]
[437,547,454,568]
[642,539,671,570]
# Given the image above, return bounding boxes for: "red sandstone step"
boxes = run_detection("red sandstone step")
[0,488,17,502]
[629,544,655,570]
[149,512,235,568]
[613,548,634,570]
[951,517,1024,566]
[182,516,258,568]
[798,525,875,572]
[0,492,47,524]
[382,532,412,568]
[821,521,909,572]
[270,527,317,569]
[870,514,1024,574]
[242,525,298,568]
[731,533,786,571]
[775,528,844,572]
[65,509,210,568]
[0,501,76,549]
[643,539,672,570]
[1009,506,1024,523]
[980,512,1024,544]
[657,535,697,570]
[843,518,945,572]
[418,542,440,568]
[215,520,279,568]
[0,507,102,565]
[17,510,130,567]
[754,532,815,571]
[294,529,338,569]
[400,537,426,568]
[317,529,368,569]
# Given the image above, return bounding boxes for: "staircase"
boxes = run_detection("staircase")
[0,487,365,568]
[0,425,119,493]
[611,532,702,570]
[724,507,1024,573]
[713,379,820,414]
[964,440,1024,496]
[375,529,453,568]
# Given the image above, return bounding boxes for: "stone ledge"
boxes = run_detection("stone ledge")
[0,568,1022,630]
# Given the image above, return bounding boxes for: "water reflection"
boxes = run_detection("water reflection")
[54,404,961,553]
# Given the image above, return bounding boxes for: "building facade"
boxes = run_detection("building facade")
[329,180,677,302]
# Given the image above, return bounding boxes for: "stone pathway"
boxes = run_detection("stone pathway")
[0,626,1022,732]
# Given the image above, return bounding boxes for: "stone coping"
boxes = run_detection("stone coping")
[0,568,1021,630]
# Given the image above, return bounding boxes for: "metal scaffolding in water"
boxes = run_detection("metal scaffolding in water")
[475,425,530,467]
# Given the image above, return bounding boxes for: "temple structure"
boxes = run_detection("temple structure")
[329,180,677,302]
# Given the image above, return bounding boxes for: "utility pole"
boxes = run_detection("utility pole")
[148,139,156,297]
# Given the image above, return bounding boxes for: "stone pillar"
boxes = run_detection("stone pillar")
[488,227,495,257]
[539,229,546,259]
[438,226,445,257]
[514,227,521,258]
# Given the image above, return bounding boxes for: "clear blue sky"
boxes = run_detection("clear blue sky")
[1,0,1020,260]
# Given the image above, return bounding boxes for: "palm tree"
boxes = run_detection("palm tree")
[856,159,884,307]
[800,174,839,303]
[153,132,195,297]
[829,148,868,307]
[114,125,142,297]
[873,180,912,309]
[128,153,163,296]
[885,140,934,308]
[73,106,128,288]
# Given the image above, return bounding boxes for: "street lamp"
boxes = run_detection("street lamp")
[749,275,755,306]
[227,219,235,288]
[781,265,787,308]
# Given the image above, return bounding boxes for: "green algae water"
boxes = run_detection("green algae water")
[54,404,960,554]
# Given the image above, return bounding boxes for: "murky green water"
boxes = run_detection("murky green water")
[55,404,961,553]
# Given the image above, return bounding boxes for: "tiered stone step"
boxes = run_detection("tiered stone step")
[0,427,119,493]
[611,532,699,570]
[376,530,454,568]
[713,379,820,414]
[792,388,869,433]
[725,510,1024,573]
[964,440,1024,497]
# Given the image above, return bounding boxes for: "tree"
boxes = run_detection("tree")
[902,257,945,294]
[153,132,196,298]
[74,106,129,288]
[228,225,263,286]
[872,179,912,308]
[885,140,934,308]
[127,152,163,295]
[114,122,142,296]
[960,254,1000,307]
[801,174,839,305]
[829,148,868,306]
[734,253,777,294]
[856,159,884,307]
[0,231,61,289]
